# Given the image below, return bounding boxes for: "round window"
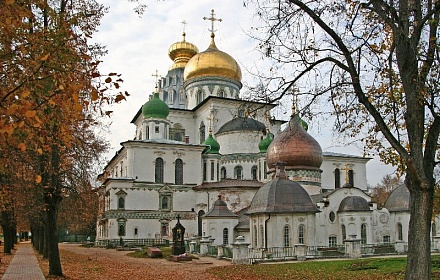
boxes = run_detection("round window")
[329,211,336,222]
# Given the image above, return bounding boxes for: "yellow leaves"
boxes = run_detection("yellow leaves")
[25,110,37,118]
[21,91,31,98]
[40,53,50,61]
[5,0,14,4]
[6,103,18,115]
[37,148,43,155]
[35,175,42,184]
[74,103,83,112]
[1,124,15,137]
[18,142,26,152]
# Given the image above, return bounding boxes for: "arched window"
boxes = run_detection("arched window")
[235,166,243,179]
[342,224,347,241]
[197,90,203,104]
[199,122,205,144]
[253,225,258,247]
[334,168,341,188]
[118,197,125,209]
[161,223,169,236]
[118,224,125,236]
[221,167,226,179]
[175,159,183,184]
[348,170,354,187]
[298,224,305,244]
[260,225,265,248]
[155,158,164,183]
[163,91,168,103]
[223,228,229,245]
[210,161,215,180]
[283,225,290,247]
[179,89,185,103]
[361,224,367,244]
[218,90,225,97]
[432,222,437,238]
[198,210,205,236]
[263,160,267,179]
[397,223,403,241]
[161,196,169,210]
[251,165,258,180]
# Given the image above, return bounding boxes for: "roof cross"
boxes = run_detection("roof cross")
[203,9,222,34]
[151,69,160,85]
[341,164,352,184]
[181,20,187,33]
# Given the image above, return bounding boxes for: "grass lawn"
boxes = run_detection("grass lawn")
[207,255,440,280]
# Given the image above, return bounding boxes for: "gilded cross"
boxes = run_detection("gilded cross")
[341,164,352,183]
[203,9,222,33]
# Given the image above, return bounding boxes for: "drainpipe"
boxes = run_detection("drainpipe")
[264,214,271,249]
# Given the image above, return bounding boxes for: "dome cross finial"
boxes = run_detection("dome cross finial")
[151,69,161,88]
[203,9,222,36]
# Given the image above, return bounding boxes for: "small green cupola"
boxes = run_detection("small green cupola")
[142,90,170,119]
[202,133,220,154]
[258,131,272,153]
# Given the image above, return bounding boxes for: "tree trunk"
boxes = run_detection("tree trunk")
[405,175,434,280]
[46,198,62,276]
[2,224,13,254]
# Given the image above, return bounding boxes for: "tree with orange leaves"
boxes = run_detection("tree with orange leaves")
[0,0,127,276]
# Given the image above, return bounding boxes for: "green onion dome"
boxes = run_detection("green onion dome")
[142,92,169,119]
[202,133,220,154]
[258,133,272,153]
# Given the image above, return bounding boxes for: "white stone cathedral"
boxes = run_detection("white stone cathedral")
[95,13,427,253]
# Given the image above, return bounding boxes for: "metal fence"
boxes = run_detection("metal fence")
[306,245,347,258]
[95,238,169,248]
[249,247,296,262]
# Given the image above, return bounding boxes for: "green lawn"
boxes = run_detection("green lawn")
[208,255,440,280]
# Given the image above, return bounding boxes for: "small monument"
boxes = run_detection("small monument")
[171,215,186,255]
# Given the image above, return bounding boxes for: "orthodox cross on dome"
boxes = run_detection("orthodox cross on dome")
[181,20,187,33]
[341,164,352,184]
[203,9,222,35]
[291,91,299,116]
[152,69,161,87]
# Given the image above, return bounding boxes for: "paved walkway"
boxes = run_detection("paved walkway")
[2,242,45,280]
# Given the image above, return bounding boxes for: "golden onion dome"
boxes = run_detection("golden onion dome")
[168,32,199,70]
[184,33,242,82]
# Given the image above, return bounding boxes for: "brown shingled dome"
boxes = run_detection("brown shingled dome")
[266,115,323,171]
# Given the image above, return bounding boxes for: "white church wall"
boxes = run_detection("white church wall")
[126,143,203,184]
[168,110,196,142]
[172,190,196,212]
[220,161,259,181]
[320,155,370,191]
[218,189,257,213]
[217,131,261,155]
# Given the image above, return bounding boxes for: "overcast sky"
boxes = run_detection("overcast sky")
[92,0,396,186]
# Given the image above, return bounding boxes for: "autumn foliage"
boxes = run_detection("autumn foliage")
[0,0,127,276]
